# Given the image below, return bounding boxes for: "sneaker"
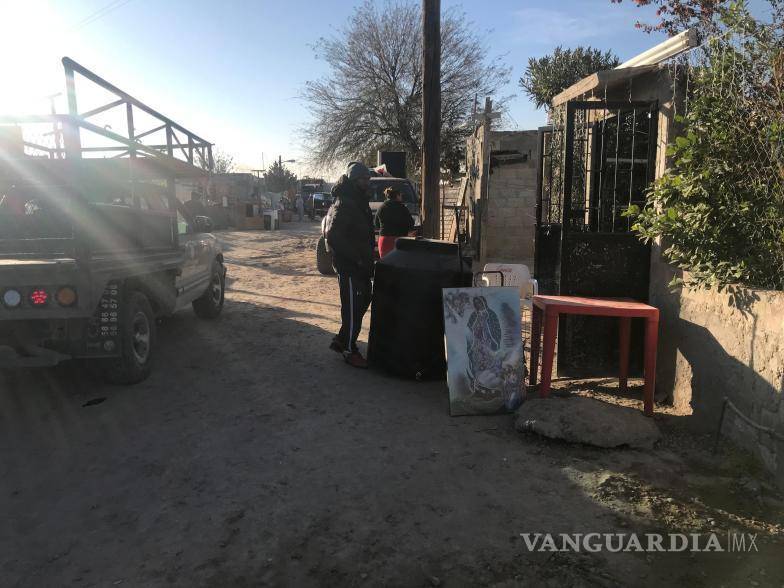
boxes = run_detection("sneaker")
[344,351,368,369]
[329,338,345,354]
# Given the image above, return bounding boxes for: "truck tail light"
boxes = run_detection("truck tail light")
[2,289,22,308]
[56,286,78,307]
[29,288,49,306]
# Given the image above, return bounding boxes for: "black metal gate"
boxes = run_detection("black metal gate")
[535,100,658,376]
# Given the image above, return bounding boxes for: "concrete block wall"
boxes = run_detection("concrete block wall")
[651,255,784,488]
[480,131,539,269]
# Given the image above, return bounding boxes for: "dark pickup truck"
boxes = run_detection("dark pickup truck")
[0,159,225,384]
[0,57,226,384]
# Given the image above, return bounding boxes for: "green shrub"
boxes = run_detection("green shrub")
[627,3,784,290]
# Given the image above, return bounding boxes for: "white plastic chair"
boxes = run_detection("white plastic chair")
[474,263,539,335]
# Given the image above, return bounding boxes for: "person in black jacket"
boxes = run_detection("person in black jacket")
[375,186,414,257]
[323,162,375,368]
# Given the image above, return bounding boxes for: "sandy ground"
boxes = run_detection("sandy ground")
[1,223,783,587]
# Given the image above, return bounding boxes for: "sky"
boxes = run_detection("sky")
[0,0,760,178]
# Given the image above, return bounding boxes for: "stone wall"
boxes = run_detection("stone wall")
[479,131,539,268]
[651,256,784,487]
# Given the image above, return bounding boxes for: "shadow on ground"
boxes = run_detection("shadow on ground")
[1,274,782,587]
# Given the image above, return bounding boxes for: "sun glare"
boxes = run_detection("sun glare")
[0,1,70,114]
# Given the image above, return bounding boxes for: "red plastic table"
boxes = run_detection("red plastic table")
[528,295,660,416]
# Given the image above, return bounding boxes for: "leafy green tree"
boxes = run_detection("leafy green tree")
[196,149,235,174]
[263,160,297,193]
[626,4,784,290]
[519,46,619,112]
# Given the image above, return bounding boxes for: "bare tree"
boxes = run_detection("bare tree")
[302,0,510,176]
[196,149,235,174]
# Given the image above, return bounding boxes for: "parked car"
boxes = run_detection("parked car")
[367,177,421,229]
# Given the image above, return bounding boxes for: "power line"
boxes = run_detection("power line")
[72,0,127,29]
[70,0,135,32]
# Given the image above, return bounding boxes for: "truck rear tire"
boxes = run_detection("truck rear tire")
[316,235,335,275]
[193,262,225,319]
[102,290,156,385]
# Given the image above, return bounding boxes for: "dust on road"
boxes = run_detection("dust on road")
[1,224,782,587]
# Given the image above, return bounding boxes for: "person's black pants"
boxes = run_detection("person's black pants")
[336,273,372,353]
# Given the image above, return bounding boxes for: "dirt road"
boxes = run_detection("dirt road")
[1,224,782,587]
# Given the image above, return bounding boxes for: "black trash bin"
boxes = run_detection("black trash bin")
[368,238,472,380]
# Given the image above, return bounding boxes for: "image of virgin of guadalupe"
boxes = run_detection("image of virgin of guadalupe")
[467,295,502,374]
[442,287,524,416]
[465,295,524,413]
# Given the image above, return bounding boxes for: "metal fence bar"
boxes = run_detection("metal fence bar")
[560,101,576,289]
[626,109,637,231]
[611,110,622,233]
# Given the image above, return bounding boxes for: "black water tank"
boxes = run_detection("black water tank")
[377,151,407,179]
[368,238,472,380]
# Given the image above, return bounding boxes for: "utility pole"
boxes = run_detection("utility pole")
[421,0,441,239]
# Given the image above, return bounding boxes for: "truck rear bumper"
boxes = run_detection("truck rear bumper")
[0,313,119,369]
[0,320,73,368]
[0,344,71,368]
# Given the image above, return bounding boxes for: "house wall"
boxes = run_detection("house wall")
[479,131,539,268]
[210,173,260,204]
[650,264,784,487]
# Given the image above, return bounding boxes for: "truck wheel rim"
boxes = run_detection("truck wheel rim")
[211,272,222,304]
[132,311,151,364]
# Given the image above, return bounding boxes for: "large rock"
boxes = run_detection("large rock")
[515,396,661,449]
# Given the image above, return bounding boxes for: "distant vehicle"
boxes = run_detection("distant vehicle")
[0,58,225,384]
[316,177,421,275]
[299,181,323,219]
[310,192,334,220]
